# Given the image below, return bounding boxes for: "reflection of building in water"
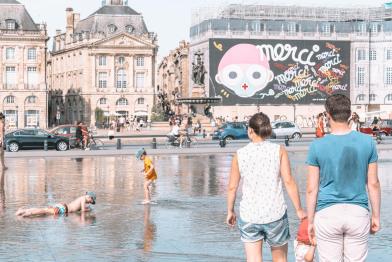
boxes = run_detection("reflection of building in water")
[190,4,392,121]
[0,0,48,129]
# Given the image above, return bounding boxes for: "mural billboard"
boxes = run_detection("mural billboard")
[209,39,350,105]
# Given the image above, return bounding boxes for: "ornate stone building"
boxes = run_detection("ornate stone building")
[0,0,48,129]
[157,41,189,115]
[49,0,158,126]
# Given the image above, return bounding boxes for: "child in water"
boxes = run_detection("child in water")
[136,148,157,204]
[15,192,96,218]
[294,218,316,262]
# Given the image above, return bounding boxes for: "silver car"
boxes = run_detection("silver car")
[272,121,302,140]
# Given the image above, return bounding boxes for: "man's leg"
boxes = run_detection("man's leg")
[271,244,288,262]
[343,205,370,262]
[244,241,263,262]
[0,146,6,170]
[16,208,53,217]
[315,205,345,262]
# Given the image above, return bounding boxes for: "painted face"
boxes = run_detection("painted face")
[215,44,274,98]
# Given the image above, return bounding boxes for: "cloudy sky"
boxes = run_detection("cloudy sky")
[21,0,388,57]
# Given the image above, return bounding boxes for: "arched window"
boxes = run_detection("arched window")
[118,56,125,65]
[116,98,128,106]
[99,98,107,105]
[386,94,392,102]
[108,24,117,33]
[137,97,145,105]
[26,96,37,104]
[370,94,376,102]
[357,94,365,102]
[4,95,15,104]
[116,69,127,88]
[126,25,134,33]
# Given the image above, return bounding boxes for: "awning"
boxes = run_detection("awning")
[134,111,148,116]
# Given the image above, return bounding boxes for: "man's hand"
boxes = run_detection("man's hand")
[370,216,380,234]
[226,211,237,228]
[308,223,317,246]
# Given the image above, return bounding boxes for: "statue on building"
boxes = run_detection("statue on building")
[192,50,207,86]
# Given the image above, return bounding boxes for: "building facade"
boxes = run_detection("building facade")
[157,41,189,115]
[0,0,48,129]
[49,0,158,127]
[190,4,392,122]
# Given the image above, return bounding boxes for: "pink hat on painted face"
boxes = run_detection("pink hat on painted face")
[218,44,270,71]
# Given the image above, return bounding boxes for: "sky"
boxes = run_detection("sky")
[21,0,389,58]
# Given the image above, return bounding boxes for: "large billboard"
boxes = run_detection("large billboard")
[209,39,350,105]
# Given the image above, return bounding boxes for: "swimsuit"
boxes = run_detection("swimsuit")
[51,203,68,215]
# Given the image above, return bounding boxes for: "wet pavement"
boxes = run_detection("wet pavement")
[0,153,391,261]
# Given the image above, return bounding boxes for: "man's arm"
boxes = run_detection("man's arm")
[280,146,306,219]
[367,162,381,234]
[226,154,241,227]
[306,165,320,245]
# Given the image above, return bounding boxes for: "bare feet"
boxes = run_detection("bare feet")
[141,200,150,205]
[15,208,25,216]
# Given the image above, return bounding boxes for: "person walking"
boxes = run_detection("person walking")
[349,112,360,132]
[306,94,381,262]
[0,113,7,170]
[315,113,325,138]
[227,112,306,262]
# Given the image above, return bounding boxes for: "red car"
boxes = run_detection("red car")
[49,125,78,147]
[359,120,392,137]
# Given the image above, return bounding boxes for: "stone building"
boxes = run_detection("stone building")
[0,0,48,129]
[190,4,392,122]
[157,41,189,115]
[49,0,158,127]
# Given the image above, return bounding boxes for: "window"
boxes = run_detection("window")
[98,55,107,66]
[116,98,128,106]
[118,56,125,65]
[358,22,367,33]
[385,67,392,85]
[371,23,380,33]
[249,21,263,32]
[321,23,332,34]
[387,49,392,60]
[137,98,145,105]
[357,49,366,61]
[370,50,377,60]
[5,96,15,104]
[358,94,365,102]
[386,94,392,102]
[136,57,144,67]
[19,130,35,136]
[98,72,107,88]
[136,72,145,89]
[5,66,16,85]
[26,96,37,104]
[99,98,107,105]
[6,47,15,60]
[126,25,134,33]
[27,48,36,60]
[117,69,127,88]
[370,94,376,102]
[6,20,16,30]
[27,67,37,87]
[108,24,117,33]
[287,22,298,33]
[25,110,39,127]
[357,67,365,86]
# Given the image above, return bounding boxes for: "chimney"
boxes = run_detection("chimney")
[66,7,74,34]
[73,13,80,28]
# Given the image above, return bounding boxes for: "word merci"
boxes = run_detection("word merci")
[257,44,320,66]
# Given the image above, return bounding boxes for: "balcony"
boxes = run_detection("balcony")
[3,84,18,90]
[24,84,40,90]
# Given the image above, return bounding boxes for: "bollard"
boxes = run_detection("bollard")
[285,136,290,147]
[116,138,122,150]
[376,134,382,144]
[152,138,157,149]
[44,140,48,151]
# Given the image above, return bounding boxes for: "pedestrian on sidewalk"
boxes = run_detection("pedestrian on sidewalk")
[306,94,381,262]
[315,113,325,138]
[226,112,306,262]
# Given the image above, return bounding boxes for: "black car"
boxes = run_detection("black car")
[5,129,69,152]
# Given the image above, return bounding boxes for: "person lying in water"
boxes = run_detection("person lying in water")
[15,192,96,218]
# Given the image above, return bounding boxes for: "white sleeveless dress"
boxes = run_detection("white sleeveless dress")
[237,141,287,224]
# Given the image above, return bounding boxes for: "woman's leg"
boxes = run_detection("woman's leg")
[244,241,263,262]
[271,244,288,262]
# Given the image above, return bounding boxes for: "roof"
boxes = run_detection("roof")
[74,4,148,35]
[0,0,39,31]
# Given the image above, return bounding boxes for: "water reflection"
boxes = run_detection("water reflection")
[0,155,390,261]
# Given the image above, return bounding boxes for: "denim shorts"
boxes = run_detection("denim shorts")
[238,212,290,247]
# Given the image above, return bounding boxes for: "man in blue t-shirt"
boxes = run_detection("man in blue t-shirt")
[306,94,381,262]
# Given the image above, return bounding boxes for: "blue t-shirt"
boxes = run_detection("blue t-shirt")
[306,131,378,211]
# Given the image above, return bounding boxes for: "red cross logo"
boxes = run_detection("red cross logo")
[242,83,249,90]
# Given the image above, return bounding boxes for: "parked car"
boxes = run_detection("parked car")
[4,129,69,152]
[360,120,392,137]
[49,125,78,147]
[212,122,248,140]
[271,121,302,140]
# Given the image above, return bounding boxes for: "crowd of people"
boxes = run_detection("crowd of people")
[315,111,362,138]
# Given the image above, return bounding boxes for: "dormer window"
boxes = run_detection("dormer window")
[6,19,16,30]
[126,25,134,33]
[108,24,117,33]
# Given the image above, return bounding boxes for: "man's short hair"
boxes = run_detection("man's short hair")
[325,94,351,123]
[0,113,4,120]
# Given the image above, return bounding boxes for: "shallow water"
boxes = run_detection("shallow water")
[0,153,390,261]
